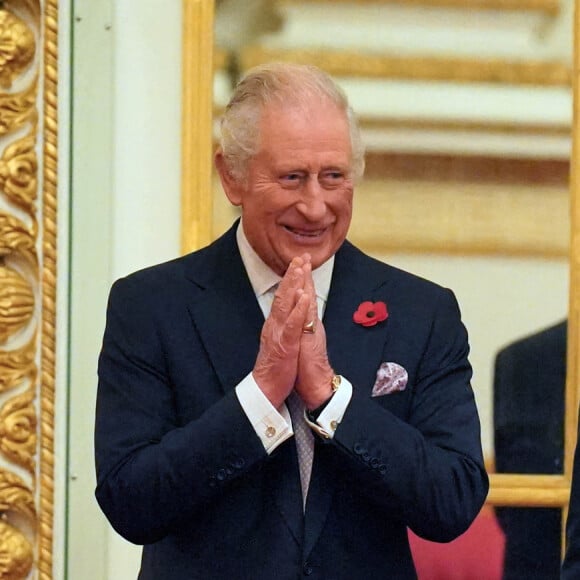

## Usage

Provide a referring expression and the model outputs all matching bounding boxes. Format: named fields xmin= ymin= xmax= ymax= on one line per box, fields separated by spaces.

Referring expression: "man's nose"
xmin=296 ymin=177 xmax=326 ymax=221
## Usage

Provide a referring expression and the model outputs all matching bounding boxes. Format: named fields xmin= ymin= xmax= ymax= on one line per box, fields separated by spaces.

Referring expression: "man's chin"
xmin=276 ymin=246 xmax=335 ymax=274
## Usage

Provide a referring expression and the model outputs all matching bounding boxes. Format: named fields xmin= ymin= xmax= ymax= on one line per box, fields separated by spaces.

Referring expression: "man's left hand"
xmin=295 ymin=260 xmax=335 ymax=410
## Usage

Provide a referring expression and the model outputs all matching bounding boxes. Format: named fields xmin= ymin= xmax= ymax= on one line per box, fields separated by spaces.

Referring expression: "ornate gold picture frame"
xmin=0 ymin=0 xmax=58 ymax=577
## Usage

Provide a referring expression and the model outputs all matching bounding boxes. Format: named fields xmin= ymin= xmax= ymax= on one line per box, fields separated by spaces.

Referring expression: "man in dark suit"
xmin=95 ymin=62 xmax=488 ymax=579
xmin=493 ymin=320 xmax=566 ymax=579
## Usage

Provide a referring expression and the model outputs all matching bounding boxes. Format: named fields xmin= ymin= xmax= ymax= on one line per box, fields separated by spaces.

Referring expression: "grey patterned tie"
xmin=262 ymin=283 xmax=315 ymax=508
xmin=287 ymin=391 xmax=315 ymax=508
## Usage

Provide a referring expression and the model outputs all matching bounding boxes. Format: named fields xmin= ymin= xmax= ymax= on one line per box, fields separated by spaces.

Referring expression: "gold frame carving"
xmin=0 ymin=0 xmax=57 ymax=577
xmin=183 ymin=0 xmax=580 ymax=558
xmin=213 ymin=103 xmax=571 ymax=136
xmin=240 ymin=46 xmax=572 ymax=87
xmin=181 ymin=0 xmax=215 ymax=254
xmin=563 ymin=0 xmax=580 ymax=540
xmin=40 ymin=0 xmax=57 ymax=576
xmin=278 ymin=0 xmax=561 ymax=16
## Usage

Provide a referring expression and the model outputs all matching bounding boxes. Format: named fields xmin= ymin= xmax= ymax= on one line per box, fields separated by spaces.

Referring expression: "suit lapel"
xmin=185 ymin=226 xmax=264 ymax=392
xmin=324 ymin=242 xmax=394 ymax=390
xmin=184 ymin=224 xmax=304 ymax=544
xmin=304 ymin=241 xmax=393 ymax=556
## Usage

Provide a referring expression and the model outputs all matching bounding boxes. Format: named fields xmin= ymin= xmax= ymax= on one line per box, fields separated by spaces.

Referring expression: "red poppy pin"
xmin=353 ymin=301 xmax=388 ymax=327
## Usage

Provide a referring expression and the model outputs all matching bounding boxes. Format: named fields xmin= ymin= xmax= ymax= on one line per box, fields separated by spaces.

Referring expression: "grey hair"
xmin=218 ymin=62 xmax=365 ymax=182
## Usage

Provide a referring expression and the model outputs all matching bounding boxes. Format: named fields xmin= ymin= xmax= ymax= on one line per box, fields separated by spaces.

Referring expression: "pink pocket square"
xmin=372 ymin=362 xmax=408 ymax=396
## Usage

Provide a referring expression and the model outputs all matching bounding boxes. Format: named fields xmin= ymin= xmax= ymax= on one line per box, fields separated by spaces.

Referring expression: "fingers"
xmin=271 ymin=254 xmax=312 ymax=322
xmin=282 ymin=289 xmax=310 ymax=341
xmin=253 ymin=255 xmax=313 ymax=407
xmin=271 ymin=257 xmax=304 ymax=318
xmin=301 ymin=260 xmax=318 ymax=330
xmin=254 ymin=289 xmax=311 ymax=407
xmin=294 ymin=261 xmax=333 ymax=408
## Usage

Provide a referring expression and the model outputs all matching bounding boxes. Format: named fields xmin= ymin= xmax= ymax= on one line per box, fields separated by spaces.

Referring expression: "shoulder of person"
xmin=496 ymin=319 xmax=567 ymax=363
xmin=340 ymin=239 xmax=455 ymax=301
xmin=112 ymin=224 xmax=239 ymax=297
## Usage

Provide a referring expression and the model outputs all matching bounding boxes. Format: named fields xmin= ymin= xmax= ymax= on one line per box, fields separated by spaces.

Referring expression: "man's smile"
xmin=283 ymin=225 xmax=328 ymax=239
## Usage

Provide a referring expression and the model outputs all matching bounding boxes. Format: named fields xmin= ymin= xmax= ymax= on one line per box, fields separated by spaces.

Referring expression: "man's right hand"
xmin=253 ymin=255 xmax=311 ymax=408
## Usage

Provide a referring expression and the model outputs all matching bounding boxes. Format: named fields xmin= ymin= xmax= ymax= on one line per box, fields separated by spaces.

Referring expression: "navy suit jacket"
xmin=493 ymin=321 xmax=566 ymax=579
xmin=95 ymin=223 xmax=488 ymax=579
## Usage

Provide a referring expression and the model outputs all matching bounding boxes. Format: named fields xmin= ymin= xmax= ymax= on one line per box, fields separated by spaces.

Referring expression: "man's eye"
xmin=321 ymin=171 xmax=345 ymax=183
xmin=279 ymin=173 xmax=303 ymax=186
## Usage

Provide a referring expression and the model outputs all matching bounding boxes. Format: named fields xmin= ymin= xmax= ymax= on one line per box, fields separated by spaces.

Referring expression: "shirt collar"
xmin=236 ymin=219 xmax=334 ymax=302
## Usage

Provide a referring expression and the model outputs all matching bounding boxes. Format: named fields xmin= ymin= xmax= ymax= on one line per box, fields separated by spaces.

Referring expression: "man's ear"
xmin=215 ymin=149 xmax=243 ymax=206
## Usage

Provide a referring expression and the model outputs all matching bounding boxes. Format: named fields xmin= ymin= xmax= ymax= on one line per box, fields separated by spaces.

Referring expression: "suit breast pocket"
xmin=370 ymin=389 xmax=412 ymax=421
xmin=369 ymin=359 xmax=414 ymax=420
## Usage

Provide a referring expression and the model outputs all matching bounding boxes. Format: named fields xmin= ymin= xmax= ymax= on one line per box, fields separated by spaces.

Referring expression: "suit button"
xmin=303 ymin=563 xmax=313 ymax=576
xmin=378 ymin=464 xmax=387 ymax=474
xmin=370 ymin=457 xmax=379 ymax=468
xmin=353 ymin=443 xmax=364 ymax=455
xmin=232 ymin=457 xmax=245 ymax=469
xmin=362 ymin=452 xmax=371 ymax=462
xmin=216 ymin=468 xmax=227 ymax=481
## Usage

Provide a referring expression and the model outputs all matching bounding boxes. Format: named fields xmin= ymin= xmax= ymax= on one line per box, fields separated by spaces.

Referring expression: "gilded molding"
xmin=240 ymin=45 xmax=572 ymax=86
xmin=0 ymin=336 xmax=35 ymax=394
xmin=39 ymin=0 xmax=58 ymax=575
xmin=0 ymin=389 xmax=36 ymax=474
xmin=0 ymin=470 xmax=36 ymax=578
xmin=563 ymin=0 xmax=580 ymax=537
xmin=277 ymin=0 xmax=561 ymax=16
xmin=0 ymin=266 xmax=34 ymax=343
xmin=0 ymin=213 xmax=37 ymax=269
xmin=181 ymin=0 xmax=215 ymax=253
xmin=360 ymin=116 xmax=571 ymax=137
xmin=213 ymin=104 xmax=571 ymax=137
xmin=0 ymin=10 xmax=35 ymax=89
xmin=0 ymin=80 xmax=37 ymax=136
xmin=0 ymin=521 xmax=32 ymax=578
xmin=0 ymin=469 xmax=35 ymax=520
xmin=0 ymin=0 xmax=55 ymax=576
xmin=0 ymin=133 xmax=38 ymax=212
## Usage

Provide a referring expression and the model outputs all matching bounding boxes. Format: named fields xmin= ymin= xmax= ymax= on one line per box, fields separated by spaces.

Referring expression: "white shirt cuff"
xmin=305 ymin=376 xmax=353 ymax=439
xmin=235 ymin=372 xmax=293 ymax=454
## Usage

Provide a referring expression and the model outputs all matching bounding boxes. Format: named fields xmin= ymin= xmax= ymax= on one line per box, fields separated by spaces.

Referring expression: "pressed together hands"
xmin=253 ymin=254 xmax=335 ymax=411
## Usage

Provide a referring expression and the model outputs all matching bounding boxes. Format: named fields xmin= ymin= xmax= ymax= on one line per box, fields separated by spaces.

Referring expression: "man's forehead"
xmin=260 ymin=98 xmax=346 ymax=122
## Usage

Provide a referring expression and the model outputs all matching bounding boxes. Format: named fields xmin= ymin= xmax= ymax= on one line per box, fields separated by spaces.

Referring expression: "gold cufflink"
xmin=331 ymin=375 xmax=341 ymax=393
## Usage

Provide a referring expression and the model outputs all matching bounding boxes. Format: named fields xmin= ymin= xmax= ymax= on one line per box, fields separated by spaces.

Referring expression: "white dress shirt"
xmin=234 ymin=221 xmax=352 ymax=453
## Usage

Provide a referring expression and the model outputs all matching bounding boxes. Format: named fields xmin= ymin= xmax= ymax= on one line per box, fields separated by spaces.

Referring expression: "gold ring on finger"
xmin=302 ymin=320 xmax=316 ymax=334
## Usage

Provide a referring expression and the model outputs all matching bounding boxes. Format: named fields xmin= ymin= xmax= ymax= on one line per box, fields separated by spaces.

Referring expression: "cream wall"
xmin=68 ymin=0 xmax=181 ymax=578
xmin=54 ymin=0 xmax=72 ymax=577
xmin=107 ymin=1 xmax=182 ymax=576
xmin=68 ymin=1 xmax=571 ymax=579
